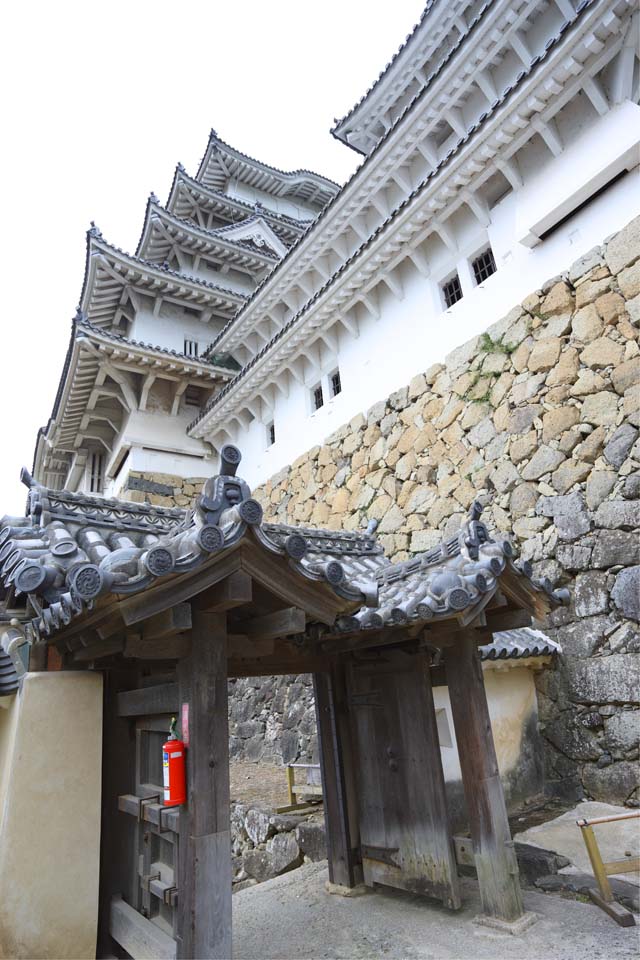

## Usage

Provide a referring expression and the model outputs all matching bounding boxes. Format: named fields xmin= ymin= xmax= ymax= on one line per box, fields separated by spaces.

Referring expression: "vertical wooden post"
xmin=177 ymin=609 xmax=231 ymax=960
xmin=314 ymin=665 xmax=360 ymax=888
xmin=445 ymin=634 xmax=524 ymax=923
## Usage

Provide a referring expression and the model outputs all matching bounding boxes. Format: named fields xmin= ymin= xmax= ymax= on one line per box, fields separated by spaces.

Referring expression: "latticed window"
xmin=471 ymin=247 xmax=497 ymax=284
xmin=89 ymin=452 xmax=104 ymax=493
xmin=184 ymin=339 xmax=199 ymax=357
xmin=312 ymin=384 xmax=324 ymax=411
xmin=441 ymin=273 xmax=463 ymax=308
xmin=330 ymin=369 xmax=342 ymax=397
xmin=185 ymin=385 xmax=203 ymax=406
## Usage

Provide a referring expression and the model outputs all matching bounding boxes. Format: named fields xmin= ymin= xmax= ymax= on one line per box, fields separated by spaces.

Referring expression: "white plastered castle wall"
xmin=0 ymin=672 xmax=103 ymax=960
xmin=231 ymin=103 xmax=640 ymax=491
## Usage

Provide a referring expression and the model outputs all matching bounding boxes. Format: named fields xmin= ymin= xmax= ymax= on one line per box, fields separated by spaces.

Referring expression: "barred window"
xmin=184 ymin=339 xmax=199 ymax=357
xmin=471 ymin=247 xmax=497 ymax=284
xmin=330 ymin=369 xmax=342 ymax=397
xmin=267 ymin=421 xmax=275 ymax=447
xmin=441 ymin=273 xmax=463 ymax=308
xmin=312 ymin=384 xmax=324 ymax=411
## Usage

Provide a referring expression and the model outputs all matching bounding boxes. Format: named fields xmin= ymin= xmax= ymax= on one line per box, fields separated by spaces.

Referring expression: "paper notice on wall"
xmin=181 ymin=702 xmax=190 ymax=745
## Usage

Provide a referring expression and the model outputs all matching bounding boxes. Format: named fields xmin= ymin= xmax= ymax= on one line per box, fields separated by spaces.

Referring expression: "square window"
xmin=312 ymin=383 xmax=324 ymax=411
xmin=330 ymin=369 xmax=342 ymax=397
xmin=267 ymin=421 xmax=275 ymax=447
xmin=441 ymin=273 xmax=463 ymax=308
xmin=471 ymin=247 xmax=497 ymax=284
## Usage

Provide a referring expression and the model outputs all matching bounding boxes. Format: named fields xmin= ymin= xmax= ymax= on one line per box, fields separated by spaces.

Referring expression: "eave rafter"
xmin=80 ymin=232 xmax=247 ymax=331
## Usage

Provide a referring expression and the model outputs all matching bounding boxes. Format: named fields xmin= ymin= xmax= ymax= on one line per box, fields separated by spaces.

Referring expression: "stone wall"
xmin=130 ymin=216 xmax=640 ymax=804
xmin=252 ymin=216 xmax=640 ymax=807
xmin=228 ymin=675 xmax=317 ymax=765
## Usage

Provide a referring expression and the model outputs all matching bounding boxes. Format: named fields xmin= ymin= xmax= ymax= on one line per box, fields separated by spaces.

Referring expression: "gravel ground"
xmin=233 ymin=862 xmax=640 ymax=960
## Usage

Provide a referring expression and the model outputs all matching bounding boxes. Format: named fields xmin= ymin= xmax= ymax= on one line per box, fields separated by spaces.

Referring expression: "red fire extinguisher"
xmin=163 ymin=717 xmax=186 ymax=806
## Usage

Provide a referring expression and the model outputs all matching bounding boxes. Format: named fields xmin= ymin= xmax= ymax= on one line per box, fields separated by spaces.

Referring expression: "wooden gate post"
xmin=314 ymin=666 xmax=360 ymax=888
xmin=177 ymin=608 xmax=231 ymax=959
xmin=445 ymin=634 xmax=525 ymax=925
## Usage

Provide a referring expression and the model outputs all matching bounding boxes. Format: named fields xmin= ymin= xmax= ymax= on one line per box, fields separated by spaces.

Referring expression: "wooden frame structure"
xmin=0 ymin=448 xmax=568 ymax=958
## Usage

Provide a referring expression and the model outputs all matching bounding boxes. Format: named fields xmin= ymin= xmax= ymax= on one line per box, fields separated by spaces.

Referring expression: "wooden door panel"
xmin=349 ymin=655 xmax=461 ymax=909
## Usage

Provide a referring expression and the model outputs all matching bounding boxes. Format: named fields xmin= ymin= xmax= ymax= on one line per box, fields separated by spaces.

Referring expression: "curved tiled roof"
xmin=1 ymin=450 xmax=567 ymax=644
xmin=76 ymin=317 xmax=240 ymax=373
xmin=195 ymin=130 xmax=341 ymax=192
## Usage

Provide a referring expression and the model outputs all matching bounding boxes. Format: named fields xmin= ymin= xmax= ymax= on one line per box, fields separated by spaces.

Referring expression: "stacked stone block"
xmin=253 ymin=216 xmax=640 ymax=806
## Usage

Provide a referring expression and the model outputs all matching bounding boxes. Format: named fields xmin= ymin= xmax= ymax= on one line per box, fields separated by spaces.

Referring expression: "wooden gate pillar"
xmin=445 ymin=634 xmax=525 ymax=924
xmin=177 ymin=609 xmax=231 ymax=960
xmin=314 ymin=665 xmax=360 ymax=888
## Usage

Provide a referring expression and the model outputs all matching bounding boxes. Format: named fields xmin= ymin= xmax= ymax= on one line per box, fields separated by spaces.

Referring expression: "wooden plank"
xmin=118 ymin=794 xmax=180 ymax=833
xmin=125 ymin=634 xmax=191 ymax=660
xmin=193 ymin=831 xmax=233 ymax=959
xmin=349 ymin=654 xmax=461 ymax=908
xmin=176 ymin=608 xmax=231 ymax=960
xmin=314 ymin=667 xmax=360 ymax=888
xmin=445 ymin=634 xmax=524 ymax=923
xmin=117 ymin=683 xmax=178 ymax=717
xmin=110 ymin=895 xmax=176 ymax=960
xmin=192 ymin=570 xmax=252 ymax=611
xmin=588 ymin=888 xmax=636 ymax=927
xmin=235 ymin=606 xmax=306 ymax=641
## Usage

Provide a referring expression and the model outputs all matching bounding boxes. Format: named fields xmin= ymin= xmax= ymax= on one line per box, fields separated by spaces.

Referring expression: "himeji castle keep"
xmin=1 ymin=2 xmax=639 ymax=958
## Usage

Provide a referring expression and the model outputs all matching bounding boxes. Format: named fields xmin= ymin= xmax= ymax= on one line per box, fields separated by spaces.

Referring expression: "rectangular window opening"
xmin=330 ymin=369 xmax=342 ymax=398
xmin=185 ymin=385 xmax=203 ymax=407
xmin=471 ymin=246 xmax=497 ymax=285
xmin=441 ymin=273 xmax=463 ymax=309
xmin=184 ymin=339 xmax=199 ymax=357
xmin=267 ymin=421 xmax=275 ymax=447
xmin=312 ymin=383 xmax=324 ymax=411
xmin=89 ymin=452 xmax=104 ymax=494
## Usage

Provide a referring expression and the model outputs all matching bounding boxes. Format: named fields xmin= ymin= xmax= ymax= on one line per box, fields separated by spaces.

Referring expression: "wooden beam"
xmin=192 ymin=570 xmax=252 ymax=612
xmin=485 ymin=609 xmax=532 ymax=633
xmin=234 ymin=606 xmax=306 ymax=641
xmin=73 ymin=636 xmax=123 ymax=662
xmin=110 ymin=895 xmax=175 ymax=960
xmin=124 ymin=633 xmax=191 ymax=660
xmin=142 ymin=603 xmax=192 ymax=641
xmin=228 ymin=655 xmax=331 ymax=678
xmin=117 ymin=682 xmax=178 ymax=717
xmin=444 ymin=635 xmax=525 ymax=923
xmin=177 ymin=609 xmax=231 ymax=960
xmin=314 ymin=666 xmax=361 ymax=888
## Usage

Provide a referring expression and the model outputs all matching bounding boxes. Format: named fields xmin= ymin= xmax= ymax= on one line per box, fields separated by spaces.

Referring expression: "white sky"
xmin=0 ymin=0 xmax=425 ymax=515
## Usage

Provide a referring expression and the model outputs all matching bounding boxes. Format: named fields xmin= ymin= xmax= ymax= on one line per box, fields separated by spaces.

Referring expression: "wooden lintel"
xmin=96 ymin=609 xmax=126 ymax=640
xmin=228 ymin=656 xmax=330 ymax=678
xmin=117 ymin=682 xmax=178 ymax=717
xmin=234 ymin=606 xmax=306 ymax=641
xmin=142 ymin=603 xmax=192 ymax=641
xmin=124 ymin=633 xmax=191 ymax=660
xmin=227 ymin=635 xmax=274 ymax=658
xmin=192 ymin=570 xmax=252 ymax=612
xmin=73 ymin=636 xmax=124 ymax=662
xmin=485 ymin=609 xmax=532 ymax=633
